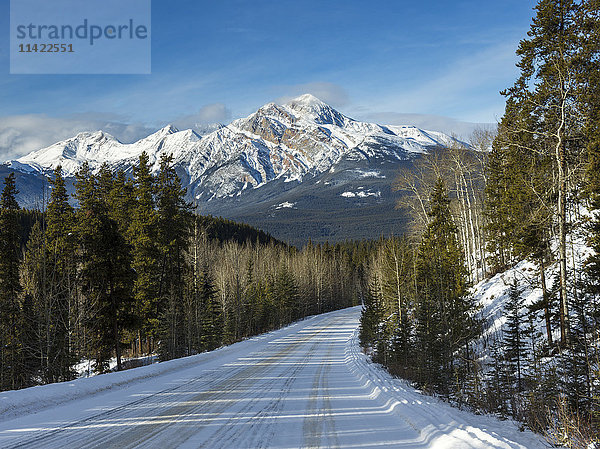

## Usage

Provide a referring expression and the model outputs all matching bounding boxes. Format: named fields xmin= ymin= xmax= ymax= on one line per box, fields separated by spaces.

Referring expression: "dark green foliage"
xmin=483 ymin=0 xmax=600 ymax=437
xmin=130 ymin=152 xmax=161 ymax=342
xmin=198 ymin=266 xmax=223 ymax=352
xmin=42 ymin=166 xmax=77 ymax=382
xmin=503 ymin=281 xmax=527 ymax=395
xmin=272 ymin=265 xmax=300 ymax=327
xmin=359 ymin=276 xmax=384 ymax=350
xmin=414 ymin=178 xmax=480 ymax=395
xmin=1 ymin=155 xmax=360 ymax=393
xmin=0 ymin=173 xmax=23 ymax=390
xmin=155 ymin=154 xmax=192 ymax=361
xmin=75 ymin=164 xmax=135 ymax=373
xmin=195 ymin=215 xmax=279 ymax=246
xmin=359 ymin=180 xmax=480 ymax=400
xmin=485 ymin=337 xmax=510 ymax=418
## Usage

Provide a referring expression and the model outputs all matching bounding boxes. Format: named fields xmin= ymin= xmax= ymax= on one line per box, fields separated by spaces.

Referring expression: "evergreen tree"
xmin=0 ymin=174 xmax=23 ymax=390
xmin=502 ymin=281 xmax=528 ymax=419
xmin=75 ymin=164 xmax=134 ymax=372
xmin=199 ymin=265 xmax=223 ymax=352
xmin=359 ymin=273 xmax=385 ymax=356
xmin=486 ymin=337 xmax=510 ymax=418
xmin=273 ymin=265 xmax=299 ymax=327
xmin=492 ymin=0 xmax=587 ymax=346
xmin=414 ymin=178 xmax=479 ymax=395
xmin=155 ymin=154 xmax=191 ymax=359
xmin=130 ymin=152 xmax=160 ymax=349
xmin=44 ymin=166 xmax=77 ymax=382
xmin=503 ymin=281 xmax=527 ymax=394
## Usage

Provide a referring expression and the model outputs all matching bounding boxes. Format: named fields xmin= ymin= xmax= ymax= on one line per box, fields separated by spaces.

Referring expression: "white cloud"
xmin=275 ymin=82 xmax=350 ymax=107
xmin=172 ymin=103 xmax=231 ymax=130
xmin=362 ymin=42 xmax=518 ymax=125
xmin=0 ymin=114 xmax=154 ymax=161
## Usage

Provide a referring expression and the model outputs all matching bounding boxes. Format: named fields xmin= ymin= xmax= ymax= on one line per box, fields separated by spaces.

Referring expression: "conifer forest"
xmin=359 ymin=1 xmax=600 ymax=444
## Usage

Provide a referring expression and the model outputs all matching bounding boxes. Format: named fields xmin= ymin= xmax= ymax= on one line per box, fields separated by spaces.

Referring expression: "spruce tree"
xmin=359 ymin=274 xmax=384 ymax=352
xmin=130 ymin=152 xmax=160 ymax=351
xmin=44 ymin=166 xmax=77 ymax=381
xmin=503 ymin=280 xmax=528 ymax=417
xmin=75 ymin=164 xmax=134 ymax=372
xmin=493 ymin=0 xmax=586 ymax=346
xmin=414 ymin=178 xmax=479 ymax=395
xmin=0 ymin=174 xmax=23 ymax=390
xmin=155 ymin=154 xmax=191 ymax=359
xmin=199 ymin=265 xmax=223 ymax=352
xmin=273 ymin=265 xmax=299 ymax=327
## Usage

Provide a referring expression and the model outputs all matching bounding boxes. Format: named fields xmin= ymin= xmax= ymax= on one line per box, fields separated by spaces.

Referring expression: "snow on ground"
xmin=351 ymin=169 xmax=385 ymax=179
xmin=73 ymin=355 xmax=158 ymax=379
xmin=472 ymin=225 xmax=593 ymax=345
xmin=0 ymin=307 xmax=545 ymax=448
xmin=273 ymin=201 xmax=296 ymax=210
xmin=341 ymin=190 xmax=381 ymax=198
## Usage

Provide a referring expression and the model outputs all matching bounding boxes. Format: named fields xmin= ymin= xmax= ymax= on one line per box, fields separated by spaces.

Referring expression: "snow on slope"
xmin=472 ymin=222 xmax=592 ymax=345
xmin=0 ymin=307 xmax=544 ymax=448
xmin=6 ymin=94 xmax=456 ymax=201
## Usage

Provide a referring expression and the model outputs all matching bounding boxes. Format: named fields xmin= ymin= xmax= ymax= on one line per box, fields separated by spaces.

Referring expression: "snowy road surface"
xmin=0 ymin=306 xmax=545 ymax=448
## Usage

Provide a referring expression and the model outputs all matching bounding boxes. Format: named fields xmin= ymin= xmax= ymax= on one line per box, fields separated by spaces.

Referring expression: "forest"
xmin=0 ymin=153 xmax=365 ymax=391
xmin=360 ymin=0 xmax=599 ymax=446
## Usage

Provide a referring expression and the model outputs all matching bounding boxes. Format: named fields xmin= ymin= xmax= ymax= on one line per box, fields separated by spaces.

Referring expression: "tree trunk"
xmin=539 ymin=259 xmax=553 ymax=346
xmin=556 ymin=115 xmax=570 ymax=346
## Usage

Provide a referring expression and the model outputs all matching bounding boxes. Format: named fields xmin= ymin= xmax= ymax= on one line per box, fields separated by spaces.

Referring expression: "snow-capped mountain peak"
xmin=158 ymin=124 xmax=179 ymax=135
xmin=6 ymin=95 xmax=459 ymax=202
xmin=285 ymin=94 xmax=346 ymax=126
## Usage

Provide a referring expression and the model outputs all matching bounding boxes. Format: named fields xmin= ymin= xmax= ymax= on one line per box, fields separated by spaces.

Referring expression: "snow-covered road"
xmin=0 ymin=306 xmax=545 ymax=448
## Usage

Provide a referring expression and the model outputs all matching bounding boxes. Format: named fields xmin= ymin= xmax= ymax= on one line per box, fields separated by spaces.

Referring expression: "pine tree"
xmin=75 ymin=164 xmax=134 ymax=372
xmin=0 ymin=174 xmax=23 ymax=390
xmin=130 ymin=152 xmax=160 ymax=349
xmin=493 ymin=0 xmax=587 ymax=346
xmin=414 ymin=178 xmax=479 ymax=396
xmin=44 ymin=166 xmax=77 ymax=382
xmin=155 ymin=154 xmax=191 ymax=359
xmin=502 ymin=281 xmax=528 ymax=419
xmin=486 ymin=336 xmax=510 ymax=418
xmin=359 ymin=274 xmax=384 ymax=352
xmin=273 ymin=265 xmax=299 ymax=328
xmin=199 ymin=265 xmax=223 ymax=352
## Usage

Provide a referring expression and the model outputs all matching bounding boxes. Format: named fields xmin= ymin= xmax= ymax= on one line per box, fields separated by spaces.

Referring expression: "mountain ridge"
xmin=2 ymin=95 xmax=461 ymax=244
xmin=5 ymin=94 xmax=457 ymax=200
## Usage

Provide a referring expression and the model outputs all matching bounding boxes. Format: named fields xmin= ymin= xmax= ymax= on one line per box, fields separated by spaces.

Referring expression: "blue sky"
xmin=0 ymin=0 xmax=536 ymax=158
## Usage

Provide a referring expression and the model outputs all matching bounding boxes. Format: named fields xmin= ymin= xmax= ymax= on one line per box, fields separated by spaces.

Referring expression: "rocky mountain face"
xmin=3 ymin=94 xmax=457 ymax=244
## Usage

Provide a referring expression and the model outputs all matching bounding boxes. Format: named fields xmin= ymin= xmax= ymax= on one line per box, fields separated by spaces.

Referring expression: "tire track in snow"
xmin=302 ymin=338 xmax=340 ymax=449
xmin=5 ymin=315 xmax=342 ymax=449
xmin=199 ymin=315 xmax=344 ymax=449
xmin=200 ymin=338 xmax=320 ymax=449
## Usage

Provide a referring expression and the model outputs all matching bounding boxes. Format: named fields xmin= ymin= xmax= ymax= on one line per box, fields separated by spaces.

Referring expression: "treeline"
xmin=364 ymin=0 xmax=600 ymax=444
xmin=0 ymin=152 xmax=361 ymax=392
xmin=194 ymin=215 xmax=279 ymax=246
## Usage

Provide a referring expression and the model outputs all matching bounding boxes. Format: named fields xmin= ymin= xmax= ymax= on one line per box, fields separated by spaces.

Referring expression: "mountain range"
xmin=2 ymin=94 xmax=458 ymax=245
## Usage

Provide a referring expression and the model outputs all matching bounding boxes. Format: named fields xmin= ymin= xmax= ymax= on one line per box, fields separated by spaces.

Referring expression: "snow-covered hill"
xmin=472 ymin=221 xmax=592 ymax=349
xmin=5 ymin=94 xmax=455 ymax=202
